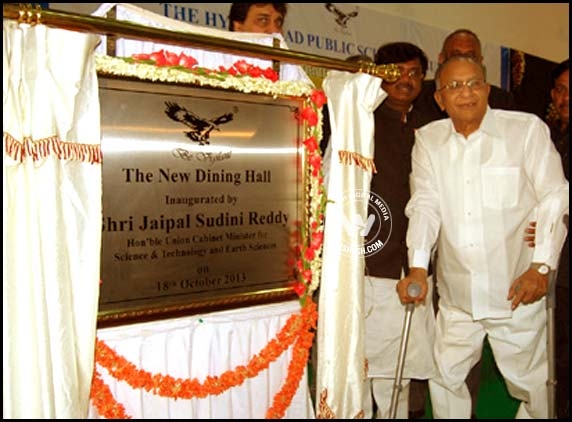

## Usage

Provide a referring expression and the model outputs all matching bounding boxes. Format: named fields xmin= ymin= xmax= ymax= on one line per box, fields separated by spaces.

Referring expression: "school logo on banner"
xmin=324 ymin=3 xmax=359 ymax=31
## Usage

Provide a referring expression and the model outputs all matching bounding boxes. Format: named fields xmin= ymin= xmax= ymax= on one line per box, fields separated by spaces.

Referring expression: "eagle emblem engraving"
xmin=164 ymin=101 xmax=237 ymax=145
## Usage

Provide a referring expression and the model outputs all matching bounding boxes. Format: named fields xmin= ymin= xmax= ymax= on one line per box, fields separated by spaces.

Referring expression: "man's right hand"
xmin=397 ymin=267 xmax=428 ymax=306
xmin=525 ymin=221 xmax=536 ymax=247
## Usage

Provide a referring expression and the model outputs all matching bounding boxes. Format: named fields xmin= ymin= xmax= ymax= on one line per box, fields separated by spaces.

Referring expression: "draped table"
xmin=89 ymin=300 xmax=315 ymax=419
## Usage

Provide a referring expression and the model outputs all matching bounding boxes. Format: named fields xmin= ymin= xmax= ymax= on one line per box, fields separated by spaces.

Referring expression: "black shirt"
xmin=365 ymin=102 xmax=437 ymax=279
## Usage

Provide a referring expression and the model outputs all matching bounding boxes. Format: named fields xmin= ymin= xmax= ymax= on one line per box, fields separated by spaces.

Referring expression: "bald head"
xmin=439 ymin=29 xmax=483 ymax=64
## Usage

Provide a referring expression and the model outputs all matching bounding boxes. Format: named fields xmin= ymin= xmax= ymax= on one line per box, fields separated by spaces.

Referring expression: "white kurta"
xmin=406 ymin=108 xmax=569 ymax=320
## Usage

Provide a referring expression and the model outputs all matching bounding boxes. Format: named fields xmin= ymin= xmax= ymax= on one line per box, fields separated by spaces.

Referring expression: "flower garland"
xmin=91 ymin=50 xmax=327 ymax=419
xmin=266 ymin=301 xmax=318 ymax=418
xmin=95 ymin=50 xmax=314 ymax=98
xmin=90 ymin=369 xmax=132 ymax=419
xmin=291 ymin=89 xmax=327 ymax=303
xmin=93 ymin=299 xmax=318 ymax=419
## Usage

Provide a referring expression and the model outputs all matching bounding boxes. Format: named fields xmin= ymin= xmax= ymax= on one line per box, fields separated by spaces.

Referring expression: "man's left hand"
xmin=507 ymin=269 xmax=548 ymax=310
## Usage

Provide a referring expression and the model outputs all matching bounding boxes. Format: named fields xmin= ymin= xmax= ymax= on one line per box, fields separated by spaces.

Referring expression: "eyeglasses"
xmin=383 ymin=67 xmax=424 ymax=83
xmin=398 ymin=68 xmax=424 ymax=80
xmin=439 ymin=79 xmax=486 ymax=92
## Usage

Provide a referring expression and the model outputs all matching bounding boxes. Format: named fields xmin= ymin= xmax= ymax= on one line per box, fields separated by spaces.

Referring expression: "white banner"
xmin=46 ymin=3 xmax=502 ymax=85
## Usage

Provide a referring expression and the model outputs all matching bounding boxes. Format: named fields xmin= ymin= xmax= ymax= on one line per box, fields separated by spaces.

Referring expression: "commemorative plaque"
xmin=98 ymin=77 xmax=304 ymax=325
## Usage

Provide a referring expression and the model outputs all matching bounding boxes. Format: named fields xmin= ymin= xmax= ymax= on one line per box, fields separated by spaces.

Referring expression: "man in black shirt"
xmin=362 ymin=42 xmax=438 ymax=419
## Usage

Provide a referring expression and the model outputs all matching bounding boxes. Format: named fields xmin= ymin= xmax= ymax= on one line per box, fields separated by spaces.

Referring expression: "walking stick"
xmin=389 ymin=283 xmax=421 ymax=419
xmin=547 ymin=213 xmax=567 ymax=419
xmin=546 ymin=268 xmax=557 ymax=419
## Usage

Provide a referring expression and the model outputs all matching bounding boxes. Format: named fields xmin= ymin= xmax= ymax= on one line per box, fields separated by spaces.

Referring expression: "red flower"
xmin=128 ymin=51 xmax=279 ymax=84
xmin=303 ymin=136 xmax=318 ymax=153
xmin=310 ymin=90 xmax=327 ymax=108
xmin=301 ymin=269 xmax=313 ymax=283
xmin=263 ymin=68 xmax=279 ymax=82
xmin=292 ymin=281 xmax=306 ymax=297
xmin=311 ymin=232 xmax=324 ymax=250
xmin=300 ymin=107 xmax=318 ymax=126
xmin=304 ymin=247 xmax=315 ymax=261
xmin=233 ymin=59 xmax=251 ymax=74
xmin=178 ymin=53 xmax=198 ymax=69
xmin=247 ymin=66 xmax=263 ymax=78
xmin=309 ymin=154 xmax=322 ymax=176
xmin=132 ymin=53 xmax=151 ymax=61
xmin=164 ymin=50 xmax=179 ymax=66
xmin=149 ymin=50 xmax=167 ymax=66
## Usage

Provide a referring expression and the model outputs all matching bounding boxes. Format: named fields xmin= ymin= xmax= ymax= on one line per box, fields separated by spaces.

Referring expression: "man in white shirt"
xmin=397 ymin=55 xmax=569 ymax=418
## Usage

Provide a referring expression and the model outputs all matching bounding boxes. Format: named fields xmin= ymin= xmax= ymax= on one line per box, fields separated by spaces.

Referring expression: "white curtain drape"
xmin=315 ymin=71 xmax=386 ymax=418
xmin=88 ymin=300 xmax=314 ymax=419
xmin=3 ymin=20 xmax=102 ymax=418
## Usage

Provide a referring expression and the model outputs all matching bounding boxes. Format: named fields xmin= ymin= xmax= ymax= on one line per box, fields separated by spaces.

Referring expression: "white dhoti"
xmin=364 ymin=275 xmax=436 ymax=418
xmin=429 ymin=298 xmax=548 ymax=419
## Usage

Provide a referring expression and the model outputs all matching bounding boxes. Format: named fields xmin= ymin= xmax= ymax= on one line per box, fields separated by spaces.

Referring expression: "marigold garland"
xmin=266 ymin=301 xmax=318 ymax=418
xmin=92 ymin=299 xmax=317 ymax=418
xmin=90 ymin=50 xmax=327 ymax=419
xmin=90 ymin=370 xmax=132 ymax=419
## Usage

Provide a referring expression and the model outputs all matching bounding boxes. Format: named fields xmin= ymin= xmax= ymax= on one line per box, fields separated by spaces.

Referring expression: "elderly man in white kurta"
xmin=396 ymin=55 xmax=569 ymax=419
